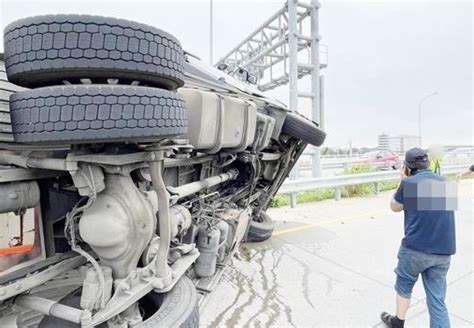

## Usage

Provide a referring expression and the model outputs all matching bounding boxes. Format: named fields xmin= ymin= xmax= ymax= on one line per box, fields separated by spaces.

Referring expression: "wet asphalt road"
xmin=201 ymin=180 xmax=473 ymax=327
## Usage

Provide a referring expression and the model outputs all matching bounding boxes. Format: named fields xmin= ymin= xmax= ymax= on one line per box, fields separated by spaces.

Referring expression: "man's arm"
xmin=457 ymin=164 xmax=474 ymax=181
xmin=390 ymin=165 xmax=406 ymax=212
xmin=390 ymin=197 xmax=403 ymax=212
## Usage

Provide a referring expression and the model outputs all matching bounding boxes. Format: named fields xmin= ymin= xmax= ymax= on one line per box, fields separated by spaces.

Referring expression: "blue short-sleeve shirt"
xmin=394 ymin=170 xmax=456 ymax=255
xmin=469 ymin=164 xmax=474 ymax=172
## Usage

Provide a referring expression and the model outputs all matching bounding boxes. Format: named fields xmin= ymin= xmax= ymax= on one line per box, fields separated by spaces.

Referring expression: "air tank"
xmin=195 ymin=226 xmax=220 ymax=278
xmin=215 ymin=221 xmax=229 ymax=264
xmin=0 ymin=181 xmax=40 ymax=214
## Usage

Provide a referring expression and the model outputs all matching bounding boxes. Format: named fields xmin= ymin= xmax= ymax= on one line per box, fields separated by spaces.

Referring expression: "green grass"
xmin=342 ymin=164 xmax=376 ymax=197
xmin=271 ymin=194 xmax=290 ymax=207
xmin=446 ymin=173 xmax=474 ymax=181
xmin=270 ymin=189 xmax=336 ymax=207
xmin=298 ymin=189 xmax=336 ymax=203
xmin=379 ymin=181 xmax=400 ymax=192
xmin=270 ymin=164 xmax=381 ymax=208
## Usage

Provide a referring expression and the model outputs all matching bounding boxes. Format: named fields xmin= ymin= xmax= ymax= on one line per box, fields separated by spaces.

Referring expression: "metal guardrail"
xmin=278 ymin=164 xmax=467 ymax=207
xmin=299 ymin=155 xmax=474 ymax=171
xmin=303 ymin=161 xmax=350 ymax=170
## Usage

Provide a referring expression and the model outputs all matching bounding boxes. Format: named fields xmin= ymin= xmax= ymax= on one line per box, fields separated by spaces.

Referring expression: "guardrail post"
xmin=290 ymin=193 xmax=297 ymax=208
xmin=374 ymin=182 xmax=380 ymax=195
xmin=289 ymin=147 xmax=299 ymax=208
xmin=335 ymin=187 xmax=341 ymax=201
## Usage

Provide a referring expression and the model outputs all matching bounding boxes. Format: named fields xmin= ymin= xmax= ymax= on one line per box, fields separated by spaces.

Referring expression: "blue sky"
xmin=1 ymin=0 xmax=472 ymax=147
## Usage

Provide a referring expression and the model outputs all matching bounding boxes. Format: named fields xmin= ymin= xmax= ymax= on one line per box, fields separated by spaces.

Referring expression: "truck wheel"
xmin=4 ymin=15 xmax=184 ymax=89
xmin=39 ymin=275 xmax=199 ymax=328
xmin=9 ymin=85 xmax=187 ymax=144
xmin=140 ymin=276 xmax=199 ymax=328
xmin=282 ymin=112 xmax=326 ymax=147
xmin=247 ymin=212 xmax=274 ymax=242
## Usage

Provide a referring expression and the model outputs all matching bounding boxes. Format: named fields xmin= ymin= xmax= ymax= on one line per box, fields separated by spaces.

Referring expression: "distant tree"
xmin=321 ymin=147 xmax=335 ymax=155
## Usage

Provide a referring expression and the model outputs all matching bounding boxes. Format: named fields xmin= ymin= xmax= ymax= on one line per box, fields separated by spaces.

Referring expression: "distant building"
xmin=378 ymin=134 xmax=390 ymax=151
xmin=378 ymin=134 xmax=420 ymax=154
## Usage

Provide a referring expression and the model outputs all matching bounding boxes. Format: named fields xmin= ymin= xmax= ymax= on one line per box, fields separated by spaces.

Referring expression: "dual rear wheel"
xmin=4 ymin=14 xmax=187 ymax=144
xmin=4 ymin=15 xmax=197 ymax=328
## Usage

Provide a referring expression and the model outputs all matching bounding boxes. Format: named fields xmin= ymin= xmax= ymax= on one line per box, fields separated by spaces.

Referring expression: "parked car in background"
xmin=355 ymin=150 xmax=400 ymax=170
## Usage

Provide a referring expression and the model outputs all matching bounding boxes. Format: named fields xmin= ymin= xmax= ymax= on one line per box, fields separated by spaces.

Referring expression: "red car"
xmin=356 ymin=150 xmax=400 ymax=170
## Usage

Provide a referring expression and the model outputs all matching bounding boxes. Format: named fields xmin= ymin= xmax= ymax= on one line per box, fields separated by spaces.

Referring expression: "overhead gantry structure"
xmin=216 ymin=0 xmax=327 ymax=181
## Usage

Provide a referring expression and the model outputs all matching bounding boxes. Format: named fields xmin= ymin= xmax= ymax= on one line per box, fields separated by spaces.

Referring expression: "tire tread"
xmin=10 ymin=85 xmax=187 ymax=143
xmin=282 ymin=111 xmax=326 ymax=147
xmin=4 ymin=15 xmax=184 ymax=89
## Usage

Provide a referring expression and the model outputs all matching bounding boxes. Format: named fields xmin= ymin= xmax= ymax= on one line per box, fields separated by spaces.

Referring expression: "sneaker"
xmin=380 ymin=312 xmax=405 ymax=328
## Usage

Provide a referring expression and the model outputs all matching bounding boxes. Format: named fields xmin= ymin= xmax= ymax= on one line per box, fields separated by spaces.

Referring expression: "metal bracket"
xmin=85 ymin=249 xmax=200 ymax=328
xmin=0 ymin=255 xmax=86 ymax=302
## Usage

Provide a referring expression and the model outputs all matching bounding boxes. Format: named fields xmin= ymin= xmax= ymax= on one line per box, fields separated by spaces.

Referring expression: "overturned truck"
xmin=0 ymin=15 xmax=326 ymax=327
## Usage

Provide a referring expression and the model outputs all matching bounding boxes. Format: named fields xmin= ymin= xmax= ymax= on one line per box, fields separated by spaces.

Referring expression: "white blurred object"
xmin=428 ymin=143 xmax=444 ymax=160
xmin=445 ymin=147 xmax=474 ymax=158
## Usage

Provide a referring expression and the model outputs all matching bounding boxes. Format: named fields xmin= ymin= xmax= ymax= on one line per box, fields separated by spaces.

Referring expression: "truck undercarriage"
xmin=0 ymin=15 xmax=325 ymax=327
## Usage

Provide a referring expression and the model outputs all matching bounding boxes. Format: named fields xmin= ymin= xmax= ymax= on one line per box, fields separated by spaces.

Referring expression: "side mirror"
xmin=234 ymin=67 xmax=258 ymax=85
xmin=247 ymin=73 xmax=257 ymax=85
xmin=216 ymin=62 xmax=228 ymax=71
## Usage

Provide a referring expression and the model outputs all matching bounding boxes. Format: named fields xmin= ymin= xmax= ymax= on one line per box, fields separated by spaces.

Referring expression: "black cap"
xmin=405 ymin=147 xmax=428 ymax=169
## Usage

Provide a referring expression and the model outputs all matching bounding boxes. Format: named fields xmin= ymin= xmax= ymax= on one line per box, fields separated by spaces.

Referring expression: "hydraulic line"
xmin=167 ymin=169 xmax=239 ymax=200
xmin=15 ymin=295 xmax=83 ymax=324
xmin=0 ymin=152 xmax=67 ymax=171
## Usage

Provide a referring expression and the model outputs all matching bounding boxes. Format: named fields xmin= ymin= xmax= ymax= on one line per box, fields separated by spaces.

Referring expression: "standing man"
xmin=381 ymin=148 xmax=456 ymax=328
xmin=428 ymin=144 xmax=444 ymax=175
